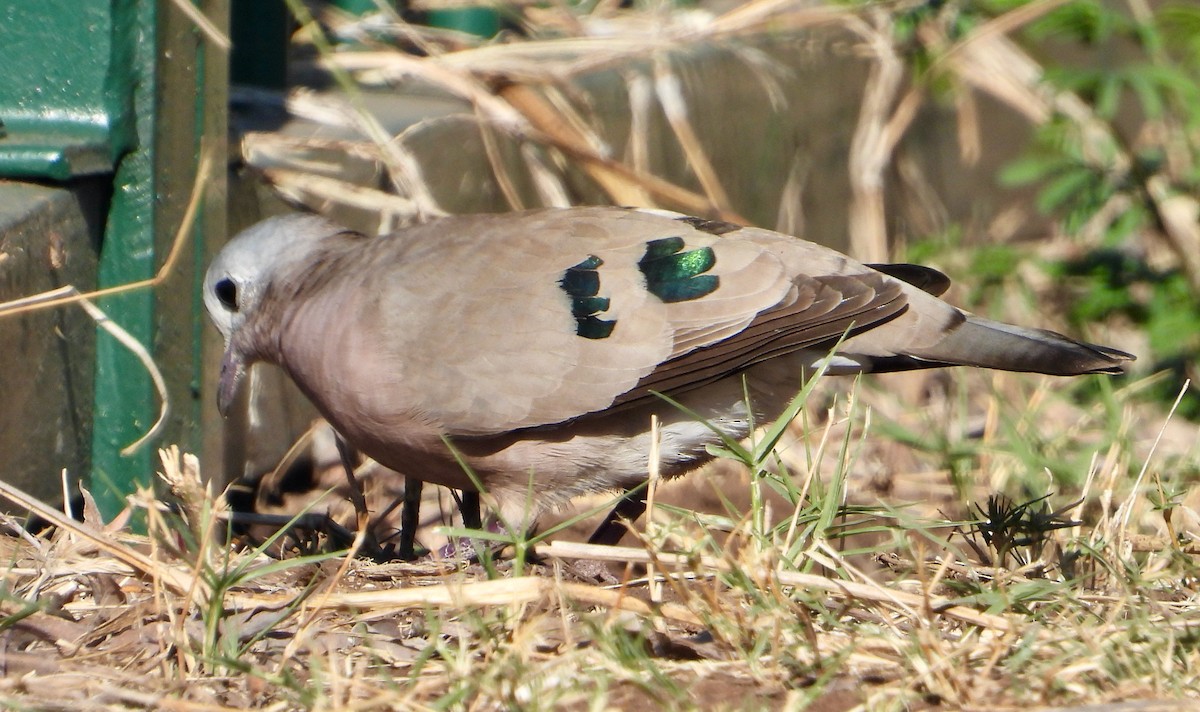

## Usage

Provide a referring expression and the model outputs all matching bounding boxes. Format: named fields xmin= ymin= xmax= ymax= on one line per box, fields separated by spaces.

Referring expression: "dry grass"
xmin=1 ymin=364 xmax=1198 ymax=709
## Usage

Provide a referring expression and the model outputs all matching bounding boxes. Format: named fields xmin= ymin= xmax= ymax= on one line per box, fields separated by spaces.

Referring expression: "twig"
xmin=653 ymin=55 xmax=733 ymax=213
xmin=286 ymin=576 xmax=704 ymax=626
xmin=497 ymin=82 xmax=654 ymax=207
xmin=845 ymin=11 xmax=904 ymax=263
xmin=166 ymin=0 xmax=231 ymax=50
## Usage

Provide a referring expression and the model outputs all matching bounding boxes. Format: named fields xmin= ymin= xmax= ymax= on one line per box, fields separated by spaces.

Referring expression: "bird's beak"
xmin=217 ymin=345 xmax=246 ymax=417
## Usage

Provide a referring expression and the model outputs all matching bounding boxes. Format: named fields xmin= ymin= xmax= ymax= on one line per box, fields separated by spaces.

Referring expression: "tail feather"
xmin=909 ymin=315 xmax=1133 ymax=376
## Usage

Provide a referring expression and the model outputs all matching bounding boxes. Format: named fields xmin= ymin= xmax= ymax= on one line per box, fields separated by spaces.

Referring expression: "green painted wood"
xmin=425 ymin=7 xmax=500 ymax=37
xmin=90 ymin=0 xmax=158 ymax=518
xmin=329 ymin=0 xmax=392 ymax=14
xmin=0 ymin=0 xmax=137 ymax=178
xmin=91 ymin=0 xmax=229 ymax=519
xmin=198 ymin=0 xmax=232 ymax=494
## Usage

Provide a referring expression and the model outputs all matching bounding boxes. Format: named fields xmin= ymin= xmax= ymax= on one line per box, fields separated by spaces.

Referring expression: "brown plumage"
xmin=204 ymin=207 xmax=1132 ymax=524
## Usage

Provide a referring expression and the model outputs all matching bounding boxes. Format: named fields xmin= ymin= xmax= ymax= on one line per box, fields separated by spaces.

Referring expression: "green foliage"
xmin=1024 ymin=0 xmax=1123 ymax=45
xmin=1049 ymin=253 xmax=1198 ymax=356
xmin=998 ymin=118 xmax=1144 ymax=237
xmin=1001 ymin=0 xmax=1200 ymax=206
xmin=1160 ymin=3 xmax=1200 ymax=67
xmin=1049 ymin=252 xmax=1200 ymax=419
xmin=986 ymin=0 xmax=1200 ymax=417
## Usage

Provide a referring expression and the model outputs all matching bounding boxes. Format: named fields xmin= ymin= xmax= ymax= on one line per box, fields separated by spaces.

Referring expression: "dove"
xmin=204 ymin=207 xmax=1132 ymax=544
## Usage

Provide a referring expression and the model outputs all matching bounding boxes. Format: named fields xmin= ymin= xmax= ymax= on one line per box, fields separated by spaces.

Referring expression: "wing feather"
xmin=319 ymin=207 xmax=911 ymax=435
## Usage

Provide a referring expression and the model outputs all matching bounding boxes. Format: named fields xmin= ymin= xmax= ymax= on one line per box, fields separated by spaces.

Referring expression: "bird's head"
xmin=204 ymin=213 xmax=350 ymax=415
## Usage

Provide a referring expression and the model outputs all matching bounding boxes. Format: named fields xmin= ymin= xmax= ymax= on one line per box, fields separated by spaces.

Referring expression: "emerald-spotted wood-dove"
xmin=204 ymin=207 xmax=1132 ymax=537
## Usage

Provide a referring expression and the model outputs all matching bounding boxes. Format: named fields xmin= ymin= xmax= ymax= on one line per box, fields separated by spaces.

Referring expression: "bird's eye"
xmin=214 ymin=278 xmax=238 ymax=312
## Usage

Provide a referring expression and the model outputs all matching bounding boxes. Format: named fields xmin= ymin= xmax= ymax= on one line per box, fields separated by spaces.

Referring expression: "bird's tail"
xmin=907 ymin=314 xmax=1133 ymax=376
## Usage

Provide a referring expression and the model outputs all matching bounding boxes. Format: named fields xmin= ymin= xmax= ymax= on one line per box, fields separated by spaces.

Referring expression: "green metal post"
xmin=90 ymin=0 xmax=160 ymax=517
xmin=0 ymin=1 xmax=137 ymax=177
xmin=93 ymin=0 xmax=230 ymax=519
xmin=425 ymin=7 xmax=500 ymax=37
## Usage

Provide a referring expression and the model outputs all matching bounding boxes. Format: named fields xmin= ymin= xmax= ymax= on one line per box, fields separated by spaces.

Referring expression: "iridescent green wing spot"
xmin=559 ymin=255 xmax=616 ymax=339
xmin=637 ymin=237 xmax=719 ymax=303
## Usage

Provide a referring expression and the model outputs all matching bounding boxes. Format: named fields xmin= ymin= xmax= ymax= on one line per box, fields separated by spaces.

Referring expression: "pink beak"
xmin=217 ymin=346 xmax=246 ymax=416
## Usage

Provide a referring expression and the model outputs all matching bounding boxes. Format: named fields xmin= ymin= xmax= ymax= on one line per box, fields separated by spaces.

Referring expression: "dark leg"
xmin=436 ymin=491 xmax=487 ymax=561
xmin=398 ymin=476 xmax=423 ymax=560
xmin=587 ymin=485 xmax=648 ymax=546
xmin=459 ymin=490 xmax=482 ymax=530
xmin=334 ymin=434 xmax=383 ymax=559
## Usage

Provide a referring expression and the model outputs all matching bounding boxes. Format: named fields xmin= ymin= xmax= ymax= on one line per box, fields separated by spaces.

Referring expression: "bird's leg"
xmin=397 ymin=476 xmax=424 ymax=560
xmin=333 ymin=435 xmax=385 ymax=560
xmin=587 ymin=485 xmax=649 ymax=546
xmin=459 ymin=490 xmax=482 ymax=530
xmin=437 ymin=490 xmax=497 ymax=561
